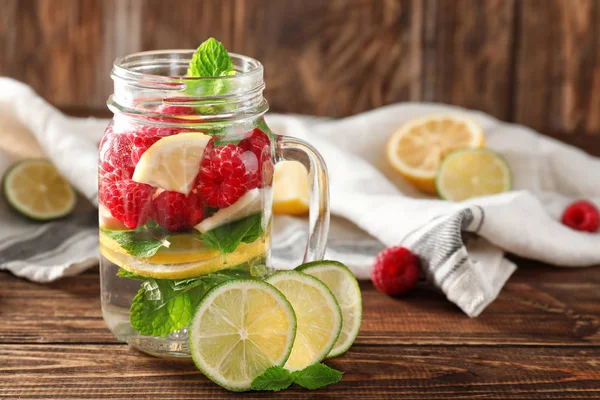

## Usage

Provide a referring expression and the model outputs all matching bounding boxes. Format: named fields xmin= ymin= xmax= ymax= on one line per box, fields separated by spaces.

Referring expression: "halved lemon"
xmin=273 ymin=161 xmax=309 ymax=215
xmin=436 ymin=148 xmax=512 ymax=202
xmin=99 ymin=232 xmax=267 ymax=279
xmin=132 ymin=131 xmax=211 ymax=195
xmin=189 ymin=279 xmax=297 ymax=392
xmin=296 ymin=260 xmax=362 ymax=358
xmin=2 ymin=159 xmax=76 ymax=221
xmin=266 ymin=271 xmax=342 ymax=372
xmin=386 ymin=115 xmax=485 ymax=194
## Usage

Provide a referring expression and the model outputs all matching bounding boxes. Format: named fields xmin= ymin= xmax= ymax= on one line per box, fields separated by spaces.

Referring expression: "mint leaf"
xmin=130 ymin=279 xmax=196 ymax=337
xmin=117 ymin=269 xmax=145 ymax=280
xmin=187 ymin=38 xmax=235 ymax=78
xmin=102 ymin=223 xmax=172 ymax=258
xmin=236 ymin=214 xmax=263 ymax=244
xmin=292 ymin=364 xmax=343 ymax=390
xmin=103 ymin=230 xmax=165 ymax=258
xmin=201 ymin=214 xmax=263 ymax=254
xmin=186 ymin=37 xmax=236 ymax=99
xmin=128 ymin=272 xmax=246 ymax=337
xmin=251 ymin=366 xmax=293 ymax=392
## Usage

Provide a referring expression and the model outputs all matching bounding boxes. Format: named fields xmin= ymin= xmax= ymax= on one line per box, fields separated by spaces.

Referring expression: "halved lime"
xmin=266 ymin=271 xmax=342 ymax=371
xmin=189 ymin=279 xmax=297 ymax=392
xmin=2 ymin=159 xmax=76 ymax=221
xmin=436 ymin=148 xmax=511 ymax=202
xmin=296 ymin=260 xmax=362 ymax=358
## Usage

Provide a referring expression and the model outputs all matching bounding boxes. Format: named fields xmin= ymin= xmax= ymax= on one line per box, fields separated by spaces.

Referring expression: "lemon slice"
xmin=386 ymin=115 xmax=485 ymax=194
xmin=189 ymin=279 xmax=297 ymax=392
xmin=296 ymin=260 xmax=362 ymax=358
xmin=436 ymin=148 xmax=511 ymax=202
xmin=273 ymin=161 xmax=309 ymax=215
xmin=2 ymin=159 xmax=76 ymax=221
xmin=99 ymin=231 xmax=267 ymax=279
xmin=266 ymin=271 xmax=342 ymax=371
xmin=195 ymin=188 xmax=263 ymax=233
xmin=132 ymin=131 xmax=211 ymax=195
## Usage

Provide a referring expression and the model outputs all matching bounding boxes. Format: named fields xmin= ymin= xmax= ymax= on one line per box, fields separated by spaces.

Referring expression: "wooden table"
xmin=1 ymin=257 xmax=599 ymax=399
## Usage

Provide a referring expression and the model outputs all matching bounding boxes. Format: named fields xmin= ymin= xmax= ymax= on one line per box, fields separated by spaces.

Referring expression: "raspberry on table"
xmin=561 ymin=200 xmax=600 ymax=233
xmin=195 ymin=143 xmax=249 ymax=208
xmin=99 ymin=179 xmax=154 ymax=229
xmin=238 ymin=129 xmax=272 ymax=189
xmin=153 ymin=190 xmax=204 ymax=232
xmin=372 ymin=246 xmax=421 ymax=296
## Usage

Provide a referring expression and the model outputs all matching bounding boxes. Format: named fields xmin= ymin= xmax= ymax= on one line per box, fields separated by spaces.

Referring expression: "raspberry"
xmin=157 ymin=104 xmax=195 ymax=116
xmin=99 ymin=179 xmax=154 ymax=229
xmin=195 ymin=143 xmax=249 ymax=208
xmin=152 ymin=190 xmax=204 ymax=232
xmin=561 ymin=200 xmax=600 ymax=233
xmin=127 ymin=125 xmax=181 ymax=163
xmin=125 ymin=103 xmax=194 ymax=163
xmin=372 ymin=246 xmax=420 ymax=296
xmin=98 ymin=128 xmax=135 ymax=180
xmin=238 ymin=129 xmax=272 ymax=189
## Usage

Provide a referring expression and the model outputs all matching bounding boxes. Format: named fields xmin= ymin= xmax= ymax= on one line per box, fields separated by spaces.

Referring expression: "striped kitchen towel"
xmin=0 ymin=79 xmax=105 ymax=282
xmin=0 ymin=208 xmax=98 ymax=282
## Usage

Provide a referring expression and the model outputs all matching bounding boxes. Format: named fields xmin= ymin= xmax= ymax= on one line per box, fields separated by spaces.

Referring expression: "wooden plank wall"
xmin=1 ymin=0 xmax=599 ymax=137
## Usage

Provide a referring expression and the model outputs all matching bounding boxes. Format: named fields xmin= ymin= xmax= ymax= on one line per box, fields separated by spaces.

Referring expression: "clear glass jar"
xmin=99 ymin=50 xmax=330 ymax=358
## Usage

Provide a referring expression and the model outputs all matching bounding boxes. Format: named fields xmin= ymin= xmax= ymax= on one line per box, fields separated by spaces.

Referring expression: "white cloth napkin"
xmin=1 ymin=78 xmax=599 ymax=317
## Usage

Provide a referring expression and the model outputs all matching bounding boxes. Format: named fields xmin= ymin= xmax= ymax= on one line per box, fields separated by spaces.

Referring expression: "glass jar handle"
xmin=277 ymin=136 xmax=330 ymax=262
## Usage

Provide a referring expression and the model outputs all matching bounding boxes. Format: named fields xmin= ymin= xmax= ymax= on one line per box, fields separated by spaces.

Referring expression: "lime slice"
xmin=132 ymin=131 xmax=211 ymax=195
xmin=2 ymin=159 xmax=76 ymax=221
xmin=296 ymin=260 xmax=362 ymax=358
xmin=99 ymin=232 xmax=268 ymax=279
xmin=189 ymin=279 xmax=297 ymax=392
xmin=266 ymin=271 xmax=342 ymax=371
xmin=436 ymin=148 xmax=511 ymax=202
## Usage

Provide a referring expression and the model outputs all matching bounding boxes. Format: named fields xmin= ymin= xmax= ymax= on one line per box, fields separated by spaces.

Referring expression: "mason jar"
xmin=98 ymin=50 xmax=330 ymax=358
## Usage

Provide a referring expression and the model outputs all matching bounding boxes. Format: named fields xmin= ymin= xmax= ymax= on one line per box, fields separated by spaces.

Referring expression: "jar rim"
xmin=108 ymin=49 xmax=268 ymax=125
xmin=112 ymin=49 xmax=264 ymax=85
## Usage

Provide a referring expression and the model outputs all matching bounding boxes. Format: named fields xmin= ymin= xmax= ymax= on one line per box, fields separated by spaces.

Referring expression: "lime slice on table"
xmin=189 ymin=279 xmax=297 ymax=392
xmin=2 ymin=159 xmax=76 ymax=221
xmin=436 ymin=148 xmax=511 ymax=202
xmin=296 ymin=260 xmax=362 ymax=358
xmin=266 ymin=271 xmax=342 ymax=371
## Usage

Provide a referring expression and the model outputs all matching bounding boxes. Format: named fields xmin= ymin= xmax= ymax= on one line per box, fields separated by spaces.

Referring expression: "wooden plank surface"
xmin=2 ymin=266 xmax=600 ymax=346
xmin=1 ymin=261 xmax=599 ymax=399
xmin=2 ymin=0 xmax=600 ymax=134
xmin=1 ymin=344 xmax=599 ymax=399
